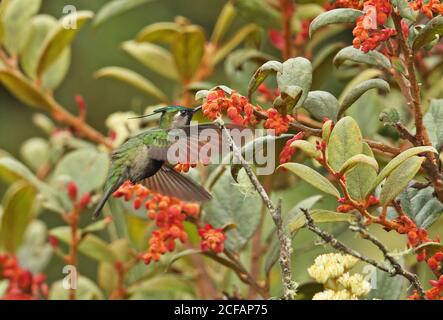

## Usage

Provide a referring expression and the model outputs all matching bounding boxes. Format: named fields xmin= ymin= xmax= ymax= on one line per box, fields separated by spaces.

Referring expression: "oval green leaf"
xmin=0 ymin=181 xmax=36 ymax=253
xmin=280 ymin=163 xmax=340 ymax=198
xmin=122 ymin=41 xmax=178 ymax=80
xmin=371 ymin=146 xmax=437 ymax=191
xmin=334 ymin=46 xmax=391 ymax=70
xmin=95 ymin=66 xmax=169 ymax=102
xmin=380 ymin=156 xmax=425 ymax=206
xmin=172 ymin=25 xmax=206 ymax=81
xmin=136 ymin=22 xmax=181 ymax=43
xmin=302 ymin=90 xmax=339 ymax=121
xmin=309 ymin=8 xmax=363 ymax=38
xmin=338 ymin=79 xmax=390 ymax=117
xmin=327 ymin=116 xmax=363 ymax=172
xmin=37 ymin=11 xmax=93 ymax=76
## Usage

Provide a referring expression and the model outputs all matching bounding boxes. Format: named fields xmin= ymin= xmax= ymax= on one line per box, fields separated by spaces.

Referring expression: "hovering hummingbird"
xmin=92 ymin=105 xmax=216 ymax=220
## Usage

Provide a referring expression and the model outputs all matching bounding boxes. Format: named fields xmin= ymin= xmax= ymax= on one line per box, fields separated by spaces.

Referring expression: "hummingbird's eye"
xmin=180 ymin=110 xmax=187 ymax=115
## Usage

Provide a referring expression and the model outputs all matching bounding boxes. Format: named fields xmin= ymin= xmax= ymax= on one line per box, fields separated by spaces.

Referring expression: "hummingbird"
xmin=92 ymin=105 xmax=214 ymax=220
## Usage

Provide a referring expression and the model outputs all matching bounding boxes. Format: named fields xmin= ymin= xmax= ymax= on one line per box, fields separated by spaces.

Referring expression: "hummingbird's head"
xmin=156 ymin=105 xmax=200 ymax=128
xmin=130 ymin=105 xmax=201 ymax=128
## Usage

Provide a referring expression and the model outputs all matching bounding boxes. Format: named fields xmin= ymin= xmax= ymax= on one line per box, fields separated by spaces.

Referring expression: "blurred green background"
xmin=0 ymin=0 xmax=226 ymax=158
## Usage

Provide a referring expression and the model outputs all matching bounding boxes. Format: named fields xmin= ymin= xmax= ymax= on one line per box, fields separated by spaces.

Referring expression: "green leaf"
xmin=94 ymin=67 xmax=169 ymax=102
xmin=339 ymin=154 xmax=379 ymax=175
xmin=0 ymin=70 xmax=51 ymax=110
xmin=21 ymin=15 xmax=56 ymax=79
xmin=94 ymin=0 xmax=156 ymax=28
xmin=290 ymin=140 xmax=321 ymax=159
xmin=0 ymin=182 xmax=36 ymax=253
xmin=334 ymin=46 xmax=391 ymax=70
xmin=211 ymin=2 xmax=237 ymax=45
xmin=1 ymin=0 xmax=41 ymax=54
xmin=36 ymin=11 xmax=93 ymax=76
xmin=280 ymin=163 xmax=340 ymax=198
xmin=346 ymin=142 xmax=378 ymax=200
xmin=51 ymin=148 xmax=109 ymax=196
xmin=21 ymin=15 xmax=71 ymax=91
xmin=136 ymin=22 xmax=181 ymax=44
xmin=277 ymin=57 xmax=312 ymax=110
xmin=380 ymin=156 xmax=425 ymax=206
xmin=338 ymin=79 xmax=390 ymax=117
xmin=413 ymin=16 xmax=443 ymax=51
xmin=302 ymin=90 xmax=339 ymax=122
xmin=398 ymin=185 xmax=443 ymax=228
xmin=327 ymin=116 xmax=363 ymax=172
xmin=211 ymin=24 xmax=261 ymax=67
xmin=0 ymin=157 xmax=65 ymax=214
xmin=50 ymin=226 xmax=117 ymax=263
xmin=423 ymin=99 xmax=443 ymax=150
xmin=247 ymin=60 xmax=282 ymax=100
xmin=172 ymin=25 xmax=205 ymax=81
xmin=233 ymin=0 xmax=280 ymax=29
xmin=366 ymin=268 xmax=405 ymax=300
xmin=203 ymin=170 xmax=261 ymax=252
xmin=50 ymin=276 xmax=104 ymax=300
xmin=20 ymin=137 xmax=49 ymax=171
xmin=309 ymin=8 xmax=363 ymax=38
xmin=122 ymin=41 xmax=178 ymax=80
xmin=392 ymin=0 xmax=416 ymax=22
xmin=371 ymin=146 xmax=436 ymax=191
xmin=288 ymin=209 xmax=355 ymax=233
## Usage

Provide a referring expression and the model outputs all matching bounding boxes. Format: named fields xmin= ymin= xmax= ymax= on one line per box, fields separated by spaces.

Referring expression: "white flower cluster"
xmin=338 ymin=272 xmax=371 ymax=297
xmin=307 ymin=253 xmax=358 ymax=284
xmin=308 ymin=253 xmax=371 ymax=300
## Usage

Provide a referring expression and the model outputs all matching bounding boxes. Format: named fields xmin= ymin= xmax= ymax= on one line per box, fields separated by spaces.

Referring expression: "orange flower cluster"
xmin=279 ymin=132 xmax=305 ymax=165
xmin=202 ymin=90 xmax=294 ymax=136
xmin=410 ymin=0 xmax=443 ymax=18
xmin=410 ymin=275 xmax=443 ymax=300
xmin=202 ymin=90 xmax=259 ymax=126
xmin=264 ymin=108 xmax=294 ymax=136
xmin=113 ymin=181 xmax=200 ymax=264
xmin=395 ymin=215 xmax=443 ymax=277
xmin=352 ymin=1 xmax=396 ymax=52
xmin=0 ymin=255 xmax=48 ymax=300
xmin=174 ymin=163 xmax=197 ymax=173
xmin=198 ymin=224 xmax=227 ymax=253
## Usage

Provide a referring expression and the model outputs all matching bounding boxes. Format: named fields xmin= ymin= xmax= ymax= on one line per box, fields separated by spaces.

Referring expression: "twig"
xmin=66 ymin=206 xmax=81 ymax=300
xmin=391 ymin=12 xmax=443 ymax=203
xmin=216 ymin=118 xmax=296 ymax=299
xmin=301 ymin=208 xmax=392 ymax=273
xmin=349 ymin=218 xmax=426 ymax=298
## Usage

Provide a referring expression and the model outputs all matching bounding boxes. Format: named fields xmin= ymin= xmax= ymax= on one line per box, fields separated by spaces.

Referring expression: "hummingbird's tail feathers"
xmin=140 ymin=166 xmax=212 ymax=202
xmin=92 ymin=177 xmax=124 ymax=220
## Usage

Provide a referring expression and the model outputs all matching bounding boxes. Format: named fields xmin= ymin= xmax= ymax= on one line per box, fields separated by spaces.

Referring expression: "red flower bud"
xmin=67 ymin=182 xmax=78 ymax=202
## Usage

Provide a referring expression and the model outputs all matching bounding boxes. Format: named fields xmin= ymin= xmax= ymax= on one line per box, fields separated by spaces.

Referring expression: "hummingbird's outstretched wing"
xmin=140 ymin=166 xmax=212 ymax=202
xmin=147 ymin=123 xmax=248 ymax=164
